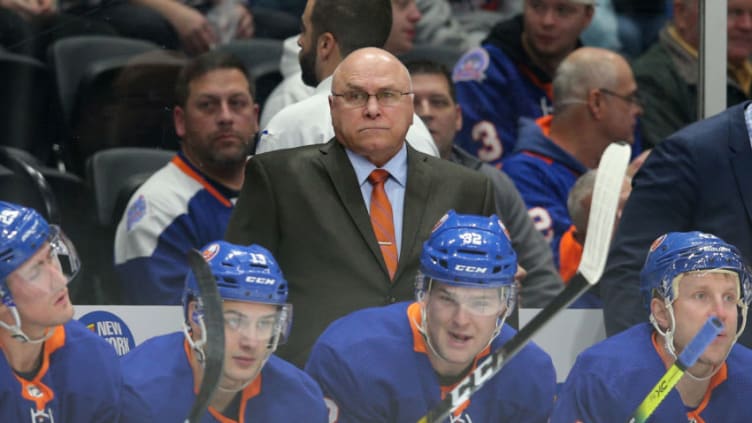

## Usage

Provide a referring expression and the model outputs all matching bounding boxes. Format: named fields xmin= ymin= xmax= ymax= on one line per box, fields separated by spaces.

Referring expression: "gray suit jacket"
xmin=226 ymin=139 xmax=496 ymax=367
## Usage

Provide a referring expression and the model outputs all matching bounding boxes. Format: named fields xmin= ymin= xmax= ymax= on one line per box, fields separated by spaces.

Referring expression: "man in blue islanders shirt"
xmin=552 ymin=231 xmax=752 ymax=422
xmin=121 ymin=241 xmax=328 ymax=422
xmin=305 ymin=210 xmax=556 ymax=422
xmin=114 ymin=50 xmax=259 ymax=304
xmin=0 ymin=201 xmax=122 ymax=422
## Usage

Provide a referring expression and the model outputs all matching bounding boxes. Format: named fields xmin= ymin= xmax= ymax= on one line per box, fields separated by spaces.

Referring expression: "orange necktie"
xmin=368 ymin=169 xmax=398 ymax=280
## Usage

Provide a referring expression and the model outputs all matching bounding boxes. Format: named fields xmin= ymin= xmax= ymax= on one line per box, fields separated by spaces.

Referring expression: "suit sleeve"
xmin=600 ymin=137 xmax=697 ymax=336
xmin=485 ymin=165 xmax=563 ymax=307
xmin=225 ymin=156 xmax=280 ymax=253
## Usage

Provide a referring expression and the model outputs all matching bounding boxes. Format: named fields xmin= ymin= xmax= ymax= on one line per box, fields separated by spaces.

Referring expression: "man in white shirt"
xmin=257 ymin=0 xmax=438 ymax=156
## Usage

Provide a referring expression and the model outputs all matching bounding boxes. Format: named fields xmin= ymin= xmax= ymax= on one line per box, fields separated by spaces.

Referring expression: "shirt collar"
xmin=346 ymin=143 xmax=408 ymax=188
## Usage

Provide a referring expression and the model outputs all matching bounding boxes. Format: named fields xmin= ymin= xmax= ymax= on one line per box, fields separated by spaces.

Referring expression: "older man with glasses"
xmin=225 ymin=47 xmax=497 ymax=368
xmin=501 ymin=46 xmax=642 ymax=273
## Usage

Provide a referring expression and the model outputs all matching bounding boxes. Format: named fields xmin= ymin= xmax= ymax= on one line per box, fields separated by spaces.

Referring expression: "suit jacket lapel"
xmin=399 ymin=146 xmax=433 ymax=280
xmin=319 ymin=139 xmax=387 ymax=271
xmin=729 ymin=102 xmax=752 ymax=227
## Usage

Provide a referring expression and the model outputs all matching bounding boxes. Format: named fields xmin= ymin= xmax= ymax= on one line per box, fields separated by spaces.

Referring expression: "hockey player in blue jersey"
xmin=552 ymin=231 xmax=752 ymax=422
xmin=120 ymin=240 xmax=328 ymax=422
xmin=452 ymin=0 xmax=594 ymax=165
xmin=0 ymin=201 xmax=123 ymax=422
xmin=305 ymin=210 xmax=557 ymax=422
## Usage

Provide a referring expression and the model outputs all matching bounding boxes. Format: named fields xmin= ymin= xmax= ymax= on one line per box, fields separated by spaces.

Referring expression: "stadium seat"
xmin=0 ymin=49 xmax=54 ymax=163
xmin=85 ymin=147 xmax=175 ymax=304
xmin=216 ymin=38 xmax=284 ymax=113
xmin=398 ymin=44 xmax=465 ymax=71
xmin=48 ymin=36 xmax=184 ymax=175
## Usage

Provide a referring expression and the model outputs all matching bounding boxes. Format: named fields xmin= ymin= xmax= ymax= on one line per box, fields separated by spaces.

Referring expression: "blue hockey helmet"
xmin=0 ymin=201 xmax=51 ymax=286
xmin=418 ymin=210 xmax=517 ymax=289
xmin=183 ymin=241 xmax=292 ymax=346
xmin=639 ymin=231 xmax=752 ymax=308
xmin=0 ymin=201 xmax=80 ymax=301
xmin=184 ymin=241 xmax=289 ymax=308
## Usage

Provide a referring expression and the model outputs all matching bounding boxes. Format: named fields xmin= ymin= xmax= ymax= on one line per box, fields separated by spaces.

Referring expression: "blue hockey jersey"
xmin=551 ymin=323 xmax=752 ymax=423
xmin=305 ymin=302 xmax=557 ymax=423
xmin=502 ymin=116 xmax=586 ymax=269
xmin=453 ymin=15 xmax=554 ymax=166
xmin=114 ymin=152 xmax=238 ymax=304
xmin=120 ymin=332 xmax=328 ymax=423
xmin=0 ymin=321 xmax=122 ymax=423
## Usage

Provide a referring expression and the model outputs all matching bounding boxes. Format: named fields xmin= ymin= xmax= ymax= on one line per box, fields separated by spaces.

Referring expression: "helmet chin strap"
xmin=0 ymin=302 xmax=53 ymax=344
xmin=183 ymin=317 xmax=208 ymax=366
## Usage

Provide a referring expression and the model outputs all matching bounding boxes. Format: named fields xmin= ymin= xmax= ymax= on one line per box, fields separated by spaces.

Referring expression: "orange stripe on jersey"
xmin=14 ymin=325 xmax=66 ymax=411
xmin=172 ymin=156 xmax=233 ymax=208
xmin=535 ymin=115 xmax=553 ymax=136
xmin=650 ymin=331 xmax=728 ymax=423
xmin=407 ymin=302 xmax=492 ymax=418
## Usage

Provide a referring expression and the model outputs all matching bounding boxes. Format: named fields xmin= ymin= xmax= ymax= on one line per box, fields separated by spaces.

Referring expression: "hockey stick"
xmin=185 ymin=249 xmax=226 ymax=423
xmin=627 ymin=316 xmax=724 ymax=423
xmin=418 ymin=141 xmax=631 ymax=423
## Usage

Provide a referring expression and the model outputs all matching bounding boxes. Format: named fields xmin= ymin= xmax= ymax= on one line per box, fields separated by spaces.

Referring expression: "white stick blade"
xmin=578 ymin=141 xmax=631 ymax=283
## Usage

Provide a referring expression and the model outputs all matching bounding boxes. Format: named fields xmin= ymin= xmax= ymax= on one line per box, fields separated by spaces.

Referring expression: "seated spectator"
xmin=633 ymin=0 xmax=752 ymax=148
xmin=259 ymin=0 xmax=424 ymax=130
xmin=414 ymin=0 xmax=519 ymax=52
xmin=255 ymin=0 xmax=438 ymax=156
xmin=559 ymin=169 xmax=631 ymax=307
xmin=118 ymin=0 xmax=255 ymax=55
xmin=120 ymin=241 xmax=328 ymax=422
xmin=452 ymin=0 xmax=594 ymax=166
xmin=114 ymin=50 xmax=258 ymax=304
xmin=407 ymin=58 xmax=563 ymax=307
xmin=305 ymin=211 xmax=557 ymax=422
xmin=0 ymin=3 xmax=116 ymax=60
xmin=503 ymin=47 xmax=641 ymax=270
xmin=552 ymin=231 xmax=752 ymax=422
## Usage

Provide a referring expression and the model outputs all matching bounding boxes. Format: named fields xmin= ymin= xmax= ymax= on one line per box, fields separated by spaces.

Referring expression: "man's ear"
xmin=317 ymin=32 xmax=337 ymax=62
xmin=174 ymin=105 xmax=186 ymax=138
xmin=587 ymin=88 xmax=603 ymax=119
xmin=650 ymin=297 xmax=670 ymax=329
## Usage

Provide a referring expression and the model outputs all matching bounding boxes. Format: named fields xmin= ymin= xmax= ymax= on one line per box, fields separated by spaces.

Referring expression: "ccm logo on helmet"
xmin=454 ymin=265 xmax=488 ymax=273
xmin=245 ymin=276 xmax=276 ymax=285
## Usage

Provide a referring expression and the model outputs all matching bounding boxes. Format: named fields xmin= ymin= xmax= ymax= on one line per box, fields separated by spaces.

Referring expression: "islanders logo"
xmin=452 ymin=47 xmax=490 ymax=82
xmin=79 ymin=311 xmax=135 ymax=356
xmin=649 ymin=234 xmax=668 ymax=253
xmin=202 ymin=242 xmax=221 ymax=261
xmin=126 ymin=195 xmax=147 ymax=231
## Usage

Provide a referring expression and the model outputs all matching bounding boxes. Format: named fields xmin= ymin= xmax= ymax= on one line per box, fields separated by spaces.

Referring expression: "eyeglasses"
xmin=331 ymin=89 xmax=413 ymax=108
xmin=599 ymin=88 xmax=642 ymax=108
